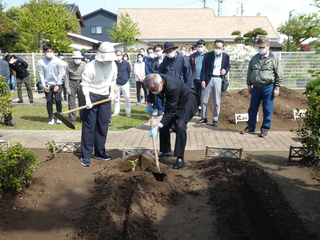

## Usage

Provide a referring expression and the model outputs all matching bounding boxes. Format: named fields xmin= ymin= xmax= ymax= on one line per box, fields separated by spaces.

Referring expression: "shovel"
xmin=53 ymin=98 xmax=112 ymax=129
xmin=149 ymin=115 xmax=161 ymax=173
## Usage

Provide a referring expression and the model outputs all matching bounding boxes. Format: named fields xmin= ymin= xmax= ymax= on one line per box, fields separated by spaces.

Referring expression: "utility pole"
xmin=201 ymin=0 xmax=207 ymax=8
xmin=287 ymin=9 xmax=295 ymax=52
xmin=216 ymin=0 xmax=223 ymax=16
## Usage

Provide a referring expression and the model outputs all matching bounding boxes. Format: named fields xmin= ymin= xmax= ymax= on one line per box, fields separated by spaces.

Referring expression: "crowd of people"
xmin=0 ymin=35 xmax=283 ymax=169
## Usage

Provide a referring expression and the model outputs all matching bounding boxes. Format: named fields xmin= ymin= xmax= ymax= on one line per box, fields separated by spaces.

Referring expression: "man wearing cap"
xmin=65 ymin=51 xmax=86 ymax=124
xmin=158 ymin=42 xmax=193 ymax=89
xmin=80 ymin=42 xmax=117 ymax=167
xmin=241 ymin=36 xmax=283 ymax=138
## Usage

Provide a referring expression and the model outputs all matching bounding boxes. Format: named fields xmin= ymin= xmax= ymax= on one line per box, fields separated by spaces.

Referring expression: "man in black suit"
xmin=146 ymin=73 xmax=197 ymax=170
xmin=197 ymin=39 xmax=230 ymax=127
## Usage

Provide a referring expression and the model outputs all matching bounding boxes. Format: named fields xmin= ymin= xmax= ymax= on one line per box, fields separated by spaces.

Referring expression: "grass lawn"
xmin=0 ymin=105 xmax=149 ymax=130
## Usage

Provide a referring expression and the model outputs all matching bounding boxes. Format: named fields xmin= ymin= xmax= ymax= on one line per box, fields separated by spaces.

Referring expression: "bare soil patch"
xmin=1 ymin=149 xmax=319 ymax=240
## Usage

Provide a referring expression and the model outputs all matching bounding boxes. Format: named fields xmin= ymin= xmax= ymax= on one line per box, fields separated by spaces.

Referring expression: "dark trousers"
xmin=193 ymin=79 xmax=202 ymax=108
xmin=81 ymin=92 xmax=111 ymax=159
xmin=17 ymin=76 xmax=33 ymax=102
xmin=159 ymin=116 xmax=187 ymax=158
xmin=68 ymin=80 xmax=85 ymax=121
xmin=45 ymin=86 xmax=62 ymax=119
xmin=136 ymin=81 xmax=148 ymax=102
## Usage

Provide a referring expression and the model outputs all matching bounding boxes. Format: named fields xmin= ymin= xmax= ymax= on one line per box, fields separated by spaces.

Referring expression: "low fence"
xmin=10 ymin=52 xmax=320 ymax=90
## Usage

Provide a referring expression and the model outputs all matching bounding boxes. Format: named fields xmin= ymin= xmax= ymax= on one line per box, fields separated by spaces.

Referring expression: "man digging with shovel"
xmin=146 ymin=73 xmax=197 ymax=169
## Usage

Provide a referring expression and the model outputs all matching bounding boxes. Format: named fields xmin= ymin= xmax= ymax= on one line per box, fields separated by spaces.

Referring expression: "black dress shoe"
xmin=158 ymin=151 xmax=172 ymax=158
xmin=173 ymin=157 xmax=184 ymax=170
xmin=196 ymin=118 xmax=207 ymax=124
xmin=5 ymin=122 xmax=15 ymax=127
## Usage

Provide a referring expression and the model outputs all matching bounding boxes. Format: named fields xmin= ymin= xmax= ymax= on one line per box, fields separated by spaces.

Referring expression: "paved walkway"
xmin=0 ymin=92 xmax=302 ymax=152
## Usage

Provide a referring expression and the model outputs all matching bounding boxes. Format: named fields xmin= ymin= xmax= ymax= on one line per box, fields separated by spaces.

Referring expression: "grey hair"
xmin=145 ymin=74 xmax=162 ymax=89
xmin=257 ymin=36 xmax=270 ymax=45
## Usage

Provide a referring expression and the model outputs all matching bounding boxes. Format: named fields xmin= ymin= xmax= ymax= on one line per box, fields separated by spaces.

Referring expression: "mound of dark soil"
xmin=197 ymin=157 xmax=317 ymax=240
xmin=207 ymin=87 xmax=308 ymax=131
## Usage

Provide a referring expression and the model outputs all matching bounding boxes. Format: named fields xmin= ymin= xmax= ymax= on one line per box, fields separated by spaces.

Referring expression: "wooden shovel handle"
xmin=61 ymin=98 xmax=112 ymax=115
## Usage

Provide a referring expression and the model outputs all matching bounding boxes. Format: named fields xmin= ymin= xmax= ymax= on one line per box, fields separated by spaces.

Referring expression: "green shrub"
xmin=0 ymin=143 xmax=40 ymax=196
xmin=0 ymin=76 xmax=13 ymax=119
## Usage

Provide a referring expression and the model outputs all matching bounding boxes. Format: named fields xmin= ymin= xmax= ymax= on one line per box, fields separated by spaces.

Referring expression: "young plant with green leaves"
xmin=128 ymin=158 xmax=139 ymax=171
xmin=46 ymin=140 xmax=57 ymax=159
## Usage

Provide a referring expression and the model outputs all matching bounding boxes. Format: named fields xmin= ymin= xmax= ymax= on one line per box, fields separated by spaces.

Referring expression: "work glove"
xmin=146 ymin=107 xmax=153 ymax=115
xmin=85 ymin=96 xmax=93 ymax=109
xmin=149 ymin=127 xmax=158 ymax=138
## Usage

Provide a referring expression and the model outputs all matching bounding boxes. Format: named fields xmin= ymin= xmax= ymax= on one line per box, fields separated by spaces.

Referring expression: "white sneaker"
xmin=48 ymin=119 xmax=54 ymax=125
xmin=56 ymin=119 xmax=62 ymax=124
xmin=111 ymin=113 xmax=119 ymax=117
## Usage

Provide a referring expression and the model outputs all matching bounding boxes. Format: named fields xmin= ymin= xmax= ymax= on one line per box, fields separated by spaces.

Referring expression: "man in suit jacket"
xmin=146 ymin=73 xmax=197 ymax=170
xmin=197 ymin=39 xmax=230 ymax=127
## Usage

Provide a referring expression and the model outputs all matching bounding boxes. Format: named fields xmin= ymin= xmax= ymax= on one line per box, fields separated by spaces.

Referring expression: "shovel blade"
xmin=53 ymin=112 xmax=75 ymax=129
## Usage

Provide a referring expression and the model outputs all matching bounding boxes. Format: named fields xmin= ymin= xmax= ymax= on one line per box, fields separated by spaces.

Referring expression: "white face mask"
xmin=59 ymin=56 xmax=64 ymax=60
xmin=181 ymin=50 xmax=186 ymax=55
xmin=156 ymin=51 xmax=163 ymax=57
xmin=9 ymin=60 xmax=14 ymax=64
xmin=214 ymin=49 xmax=222 ymax=56
xmin=148 ymin=53 xmax=154 ymax=58
xmin=197 ymin=47 xmax=204 ymax=53
xmin=116 ymin=56 xmax=122 ymax=61
xmin=123 ymin=57 xmax=128 ymax=60
xmin=46 ymin=52 xmax=54 ymax=59
xmin=167 ymin=52 xmax=175 ymax=59
xmin=74 ymin=59 xmax=82 ymax=65
xmin=258 ymin=48 xmax=267 ymax=55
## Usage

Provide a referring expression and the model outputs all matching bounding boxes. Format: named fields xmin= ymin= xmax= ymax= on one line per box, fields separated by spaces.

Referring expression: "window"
xmin=90 ymin=26 xmax=102 ymax=35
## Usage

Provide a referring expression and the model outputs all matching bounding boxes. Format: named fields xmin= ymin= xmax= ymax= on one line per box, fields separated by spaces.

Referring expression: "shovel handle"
xmin=61 ymin=98 xmax=112 ymax=115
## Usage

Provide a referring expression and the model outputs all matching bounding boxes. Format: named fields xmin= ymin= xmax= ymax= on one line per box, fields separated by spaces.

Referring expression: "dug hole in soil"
xmin=1 ymin=88 xmax=319 ymax=240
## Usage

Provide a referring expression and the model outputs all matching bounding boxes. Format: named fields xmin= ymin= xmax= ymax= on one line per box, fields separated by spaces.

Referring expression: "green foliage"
xmin=277 ymin=13 xmax=320 ymax=51
xmin=46 ymin=140 xmax=57 ymax=159
xmin=128 ymin=158 xmax=139 ymax=171
xmin=108 ymin=12 xmax=141 ymax=52
xmin=13 ymin=0 xmax=80 ymax=52
xmin=0 ymin=76 xmax=13 ymax=119
xmin=231 ymin=28 xmax=267 ymax=45
xmin=0 ymin=142 xmax=40 ymax=196
xmin=243 ymin=28 xmax=268 ymax=44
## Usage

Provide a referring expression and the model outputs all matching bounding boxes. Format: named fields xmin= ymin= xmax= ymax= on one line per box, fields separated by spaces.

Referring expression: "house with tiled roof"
xmin=117 ymin=8 xmax=282 ymax=51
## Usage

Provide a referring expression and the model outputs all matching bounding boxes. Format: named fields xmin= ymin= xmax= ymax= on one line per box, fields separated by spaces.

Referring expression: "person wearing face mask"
xmin=197 ymin=39 xmax=230 ymax=127
xmin=146 ymin=73 xmax=197 ymax=170
xmin=189 ymin=39 xmax=207 ymax=116
xmin=158 ymin=42 xmax=193 ymax=89
xmin=79 ymin=42 xmax=117 ymax=167
xmin=65 ymin=51 xmax=86 ymax=124
xmin=38 ymin=44 xmax=65 ymax=125
xmin=134 ymin=53 xmax=148 ymax=105
xmin=241 ymin=36 xmax=283 ymax=138
xmin=112 ymin=49 xmax=131 ymax=117
xmin=150 ymin=44 xmax=165 ymax=118
xmin=122 ymin=53 xmax=132 ymax=71
xmin=6 ymin=55 xmax=33 ymax=104
xmin=180 ymin=46 xmax=187 ymax=57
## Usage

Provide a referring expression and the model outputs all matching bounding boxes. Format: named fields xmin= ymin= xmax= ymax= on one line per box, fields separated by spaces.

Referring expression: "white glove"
xmin=109 ymin=92 xmax=116 ymax=100
xmin=85 ymin=96 xmax=93 ymax=109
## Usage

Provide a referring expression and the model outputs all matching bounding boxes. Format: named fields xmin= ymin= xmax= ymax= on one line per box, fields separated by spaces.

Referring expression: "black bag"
xmin=221 ymin=78 xmax=229 ymax=92
xmin=36 ymin=81 xmax=44 ymax=93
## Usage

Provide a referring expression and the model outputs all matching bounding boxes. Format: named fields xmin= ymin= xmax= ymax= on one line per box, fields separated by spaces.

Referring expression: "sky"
xmin=3 ymin=0 xmax=318 ymax=32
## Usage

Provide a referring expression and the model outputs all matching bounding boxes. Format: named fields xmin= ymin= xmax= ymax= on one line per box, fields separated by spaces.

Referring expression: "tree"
xmin=15 ymin=0 xmax=80 ymax=52
xmin=231 ymin=28 xmax=267 ymax=46
xmin=0 ymin=1 xmax=14 ymax=36
xmin=277 ymin=13 xmax=320 ymax=51
xmin=243 ymin=28 xmax=268 ymax=45
xmin=108 ymin=13 xmax=141 ymax=52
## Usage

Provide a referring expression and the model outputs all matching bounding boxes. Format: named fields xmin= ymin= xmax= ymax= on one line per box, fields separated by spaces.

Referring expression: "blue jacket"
xmin=158 ymin=52 xmax=193 ymax=88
